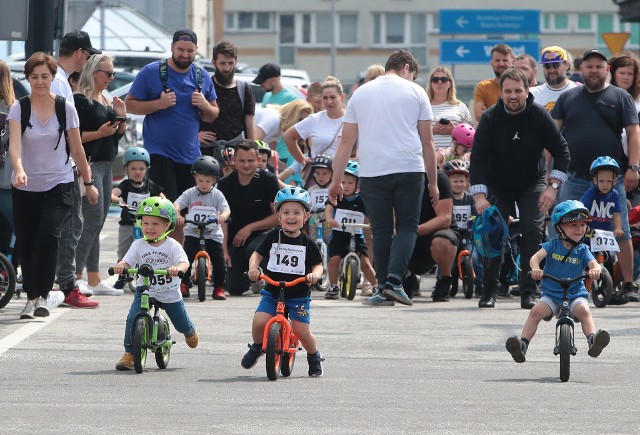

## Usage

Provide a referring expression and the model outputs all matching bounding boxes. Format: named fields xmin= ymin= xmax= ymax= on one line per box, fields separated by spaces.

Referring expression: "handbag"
xmin=300 ymin=126 xmax=342 ymax=182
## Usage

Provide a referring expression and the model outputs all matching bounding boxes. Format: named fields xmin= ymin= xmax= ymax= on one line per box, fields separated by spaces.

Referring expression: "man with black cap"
xmin=52 ymin=30 xmax=101 ymax=103
xmin=552 ymin=48 xmax=640 ymax=303
xmin=126 ymin=29 xmax=218 ymax=207
xmin=254 ymin=63 xmax=298 ymax=108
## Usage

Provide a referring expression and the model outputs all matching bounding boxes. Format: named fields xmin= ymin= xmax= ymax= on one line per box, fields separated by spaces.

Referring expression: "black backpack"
xmin=19 ymin=95 xmax=70 ymax=163
xmin=159 ymin=58 xmax=202 ymax=92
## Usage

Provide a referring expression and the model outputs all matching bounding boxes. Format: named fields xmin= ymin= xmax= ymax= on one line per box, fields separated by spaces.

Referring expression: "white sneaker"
xmin=46 ymin=290 xmax=65 ymax=310
xmin=76 ymin=280 xmax=93 ymax=297
xmin=20 ymin=299 xmax=36 ymax=319
xmin=34 ymin=297 xmax=50 ymax=317
xmin=88 ymin=281 xmax=124 ymax=296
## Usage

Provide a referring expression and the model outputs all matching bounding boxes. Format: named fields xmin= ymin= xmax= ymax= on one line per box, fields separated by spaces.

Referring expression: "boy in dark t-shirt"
xmin=242 ymin=186 xmax=324 ymax=377
xmin=580 ymin=156 xmax=623 ymax=236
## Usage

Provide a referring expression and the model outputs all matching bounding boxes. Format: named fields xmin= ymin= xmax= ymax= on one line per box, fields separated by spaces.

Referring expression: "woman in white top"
xmin=427 ymin=66 xmax=473 ymax=150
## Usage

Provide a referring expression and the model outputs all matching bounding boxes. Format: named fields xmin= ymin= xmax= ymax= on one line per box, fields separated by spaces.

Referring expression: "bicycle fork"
xmin=553 ymin=315 xmax=577 ymax=356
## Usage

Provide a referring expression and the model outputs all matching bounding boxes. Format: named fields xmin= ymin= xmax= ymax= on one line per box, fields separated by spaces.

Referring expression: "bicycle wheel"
xmin=342 ymin=258 xmax=359 ymax=300
xmin=591 ymin=267 xmax=613 ymax=308
xmin=266 ymin=322 xmax=283 ymax=381
xmin=0 ymin=252 xmax=16 ymax=310
xmin=281 ymin=335 xmax=297 ymax=377
xmin=450 ymin=263 xmax=459 ymax=298
xmin=132 ymin=317 xmax=150 ymax=374
xmin=559 ymin=324 xmax=571 ymax=382
xmin=155 ymin=315 xmax=171 ymax=369
xmin=461 ymin=256 xmax=474 ymax=299
xmin=197 ymin=257 xmax=207 ymax=302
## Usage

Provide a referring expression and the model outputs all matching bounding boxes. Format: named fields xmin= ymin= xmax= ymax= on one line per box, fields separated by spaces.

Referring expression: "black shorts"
xmin=409 ymin=229 xmax=458 ymax=275
xmin=328 ymin=236 xmax=368 ymax=259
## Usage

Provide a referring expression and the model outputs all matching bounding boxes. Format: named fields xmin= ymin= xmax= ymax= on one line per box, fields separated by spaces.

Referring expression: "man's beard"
xmin=584 ymin=75 xmax=606 ymax=91
xmin=545 ymin=73 xmax=564 ymax=86
xmin=214 ymin=69 xmax=234 ymax=86
xmin=172 ymin=54 xmax=193 ymax=70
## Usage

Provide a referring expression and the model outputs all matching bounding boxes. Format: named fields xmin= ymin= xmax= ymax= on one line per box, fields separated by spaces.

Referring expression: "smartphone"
xmin=112 ymin=116 xmax=126 ymax=125
xmin=438 ymin=118 xmax=451 ymax=125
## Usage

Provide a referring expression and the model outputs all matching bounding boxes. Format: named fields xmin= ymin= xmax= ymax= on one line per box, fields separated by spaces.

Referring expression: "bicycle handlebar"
xmin=253 ymin=273 xmax=307 ymax=287
xmin=184 ymin=216 xmax=230 ymax=228
xmin=338 ymin=222 xmax=370 ymax=230
xmin=108 ymin=264 xmax=184 ymax=279
xmin=528 ymin=272 xmax=589 ymax=286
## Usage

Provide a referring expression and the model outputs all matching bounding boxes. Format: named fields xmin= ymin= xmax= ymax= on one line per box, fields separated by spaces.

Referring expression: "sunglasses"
xmin=98 ymin=70 xmax=116 ymax=78
xmin=543 ymin=62 xmax=563 ymax=70
xmin=82 ymin=49 xmax=92 ymax=60
xmin=431 ymin=76 xmax=450 ymax=83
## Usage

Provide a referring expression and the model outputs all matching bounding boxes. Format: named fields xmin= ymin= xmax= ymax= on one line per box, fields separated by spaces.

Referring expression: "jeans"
xmin=359 ymin=172 xmax=424 ymax=286
xmin=226 ymin=232 xmax=268 ymax=296
xmin=56 ymin=172 xmax=83 ymax=292
xmin=124 ymin=289 xmax=195 ymax=353
xmin=483 ymin=180 xmax=546 ymax=297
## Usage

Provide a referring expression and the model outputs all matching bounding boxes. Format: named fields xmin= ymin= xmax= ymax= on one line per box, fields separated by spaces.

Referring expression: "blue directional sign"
xmin=440 ymin=40 xmax=540 ymax=64
xmin=440 ymin=9 xmax=541 ymax=34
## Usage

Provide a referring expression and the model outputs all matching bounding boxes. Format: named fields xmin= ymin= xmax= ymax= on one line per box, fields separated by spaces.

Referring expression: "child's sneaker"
xmin=180 ymin=283 xmax=190 ymax=298
xmin=360 ymin=281 xmax=374 ymax=296
xmin=325 ymin=285 xmax=339 ymax=299
xmin=212 ymin=287 xmax=226 ymax=300
xmin=307 ymin=351 xmax=324 ymax=377
xmin=587 ymin=330 xmax=610 ymax=358
xmin=185 ymin=329 xmax=199 ymax=348
xmin=506 ymin=336 xmax=527 ymax=363
xmin=241 ymin=343 xmax=264 ymax=369
xmin=116 ymin=352 xmax=133 ymax=370
xmin=113 ymin=276 xmax=126 ymax=290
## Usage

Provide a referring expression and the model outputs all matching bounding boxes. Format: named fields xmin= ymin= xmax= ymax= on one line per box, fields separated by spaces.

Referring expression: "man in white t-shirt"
xmin=329 ymin=49 xmax=438 ymax=307
xmin=529 ymin=46 xmax=578 ymax=113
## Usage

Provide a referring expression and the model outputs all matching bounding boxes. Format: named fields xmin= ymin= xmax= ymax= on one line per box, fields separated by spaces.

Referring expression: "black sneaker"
xmin=113 ymin=276 xmax=126 ymax=290
xmin=325 ymin=285 xmax=339 ymax=300
xmin=623 ymin=282 xmax=639 ymax=302
xmin=506 ymin=336 xmax=527 ymax=363
xmin=432 ymin=277 xmax=451 ymax=302
xmin=587 ymin=330 xmax=610 ymax=358
xmin=307 ymin=351 xmax=324 ymax=377
xmin=496 ymin=284 xmax=512 ymax=299
xmin=241 ymin=343 xmax=264 ymax=369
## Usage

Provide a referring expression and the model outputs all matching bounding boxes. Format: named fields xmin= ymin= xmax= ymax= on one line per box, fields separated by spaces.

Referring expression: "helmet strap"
xmin=556 ymin=225 xmax=579 ymax=263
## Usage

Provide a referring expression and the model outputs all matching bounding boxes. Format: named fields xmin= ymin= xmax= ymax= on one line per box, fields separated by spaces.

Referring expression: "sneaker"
xmin=623 ymin=282 xmax=639 ymax=302
xmin=496 ymin=284 xmax=512 ymax=299
xmin=251 ymin=279 xmax=265 ymax=294
xmin=62 ymin=288 xmax=100 ymax=309
xmin=33 ymin=297 xmax=49 ymax=317
xmin=382 ymin=283 xmax=413 ymax=306
xmin=506 ymin=336 xmax=527 ymax=363
xmin=212 ymin=287 xmax=227 ymax=300
xmin=307 ymin=351 xmax=324 ymax=377
xmin=241 ymin=343 xmax=264 ymax=369
xmin=325 ymin=285 xmax=340 ymax=300
xmin=587 ymin=330 xmax=610 ymax=358
xmin=432 ymin=277 xmax=452 ymax=302
xmin=115 ymin=352 xmax=133 ymax=371
xmin=20 ymin=299 xmax=36 ymax=319
xmin=46 ymin=290 xmax=65 ymax=310
xmin=362 ymin=288 xmax=395 ymax=306
xmin=180 ymin=283 xmax=190 ymax=298
xmin=113 ymin=276 xmax=126 ymax=290
xmin=361 ymin=281 xmax=374 ymax=296
xmin=185 ymin=329 xmax=199 ymax=348
xmin=76 ymin=280 xmax=93 ymax=297
xmin=88 ymin=281 xmax=123 ymax=296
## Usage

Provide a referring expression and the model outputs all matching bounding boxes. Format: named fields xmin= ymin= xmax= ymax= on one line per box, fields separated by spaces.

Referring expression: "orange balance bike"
xmin=184 ymin=215 xmax=223 ymax=302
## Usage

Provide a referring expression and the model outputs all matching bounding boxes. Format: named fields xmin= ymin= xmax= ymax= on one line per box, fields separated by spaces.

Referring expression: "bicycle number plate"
xmin=310 ymin=188 xmax=329 ymax=212
xmin=267 ymin=243 xmax=306 ymax=275
xmin=333 ymin=209 xmax=365 ymax=234
xmin=590 ymin=229 xmax=619 ymax=253
xmin=186 ymin=205 xmax=216 ymax=224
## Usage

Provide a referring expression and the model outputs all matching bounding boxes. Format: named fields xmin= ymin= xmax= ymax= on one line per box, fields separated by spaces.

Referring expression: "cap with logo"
xmin=253 ymin=63 xmax=281 ymax=84
xmin=583 ymin=48 xmax=608 ymax=62
xmin=540 ymin=46 xmax=568 ymax=64
xmin=173 ymin=29 xmax=197 ymax=44
xmin=60 ymin=30 xmax=101 ymax=55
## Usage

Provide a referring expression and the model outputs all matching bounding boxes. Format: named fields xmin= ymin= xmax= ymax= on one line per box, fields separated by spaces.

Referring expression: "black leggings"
xmin=13 ymin=183 xmax=72 ymax=299
xmin=148 ymin=154 xmax=195 ymax=201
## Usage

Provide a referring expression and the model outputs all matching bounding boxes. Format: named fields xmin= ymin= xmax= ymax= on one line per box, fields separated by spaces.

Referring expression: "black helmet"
xmin=311 ymin=154 xmax=333 ymax=170
xmin=191 ymin=155 xmax=220 ymax=177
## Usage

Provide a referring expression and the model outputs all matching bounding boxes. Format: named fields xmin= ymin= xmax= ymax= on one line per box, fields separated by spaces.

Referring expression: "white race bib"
xmin=267 ymin=243 xmax=306 ymax=275
xmin=590 ymin=229 xmax=619 ymax=252
xmin=127 ymin=192 xmax=149 ymax=212
xmin=186 ymin=205 xmax=216 ymax=224
xmin=452 ymin=205 xmax=472 ymax=229
xmin=333 ymin=209 xmax=365 ymax=234
xmin=310 ymin=188 xmax=329 ymax=212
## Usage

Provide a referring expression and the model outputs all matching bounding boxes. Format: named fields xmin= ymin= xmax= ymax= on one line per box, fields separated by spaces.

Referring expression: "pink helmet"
xmin=452 ymin=123 xmax=475 ymax=149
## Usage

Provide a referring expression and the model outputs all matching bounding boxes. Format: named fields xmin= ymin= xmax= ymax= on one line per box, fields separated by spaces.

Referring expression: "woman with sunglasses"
xmin=426 ymin=66 xmax=473 ymax=151
xmin=72 ymin=53 xmax=127 ymax=296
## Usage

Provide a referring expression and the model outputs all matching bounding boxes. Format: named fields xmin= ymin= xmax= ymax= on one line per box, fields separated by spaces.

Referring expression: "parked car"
xmin=12 ymin=72 xmax=30 ymax=99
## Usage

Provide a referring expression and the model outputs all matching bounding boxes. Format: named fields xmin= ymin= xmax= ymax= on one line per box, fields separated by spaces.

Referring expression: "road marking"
xmin=0 ymin=309 xmax=67 ymax=357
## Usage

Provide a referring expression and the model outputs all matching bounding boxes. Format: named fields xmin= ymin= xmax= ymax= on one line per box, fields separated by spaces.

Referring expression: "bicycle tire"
xmin=345 ymin=258 xmax=359 ymax=300
xmin=197 ymin=257 xmax=207 ymax=302
xmin=559 ymin=323 xmax=571 ymax=382
xmin=280 ymin=335 xmax=297 ymax=377
xmin=266 ymin=322 xmax=283 ymax=381
xmin=450 ymin=263 xmax=459 ymax=297
xmin=591 ymin=267 xmax=613 ymax=308
xmin=155 ymin=316 xmax=171 ymax=369
xmin=462 ymin=256 xmax=474 ymax=299
xmin=313 ymin=245 xmax=330 ymax=291
xmin=132 ymin=317 xmax=149 ymax=374
xmin=0 ymin=252 xmax=16 ymax=310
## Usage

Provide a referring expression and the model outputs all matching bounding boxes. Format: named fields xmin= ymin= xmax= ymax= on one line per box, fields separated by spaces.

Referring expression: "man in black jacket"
xmin=470 ymin=68 xmax=570 ymax=309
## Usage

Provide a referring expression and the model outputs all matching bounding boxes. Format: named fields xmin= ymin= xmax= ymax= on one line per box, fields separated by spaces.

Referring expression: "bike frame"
xmin=310 ymin=211 xmax=329 ymax=281
xmin=455 ymin=228 xmax=474 ymax=279
xmin=185 ymin=216 xmax=220 ymax=283
xmin=337 ymin=223 xmax=370 ymax=285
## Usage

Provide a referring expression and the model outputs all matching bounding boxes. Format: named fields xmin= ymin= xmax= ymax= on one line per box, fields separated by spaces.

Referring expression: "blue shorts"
xmin=256 ymin=289 xmax=311 ymax=324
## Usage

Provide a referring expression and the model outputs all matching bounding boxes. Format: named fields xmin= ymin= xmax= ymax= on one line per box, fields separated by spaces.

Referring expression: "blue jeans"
xmin=359 ymin=172 xmax=424 ymax=286
xmin=124 ymin=290 xmax=195 ymax=353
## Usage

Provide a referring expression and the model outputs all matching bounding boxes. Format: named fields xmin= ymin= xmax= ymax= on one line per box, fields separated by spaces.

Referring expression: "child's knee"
xmin=572 ymin=303 xmax=591 ymax=321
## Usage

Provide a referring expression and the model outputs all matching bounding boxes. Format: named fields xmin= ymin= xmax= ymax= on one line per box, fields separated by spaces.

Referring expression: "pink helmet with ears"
xmin=452 ymin=123 xmax=476 ymax=149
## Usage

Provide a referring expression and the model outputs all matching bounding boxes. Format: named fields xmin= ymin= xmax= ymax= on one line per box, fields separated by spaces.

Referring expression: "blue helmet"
xmin=590 ymin=156 xmax=620 ymax=176
xmin=123 ymin=146 xmax=150 ymax=166
xmin=345 ymin=160 xmax=359 ymax=178
xmin=274 ymin=186 xmax=311 ymax=212
xmin=551 ymin=200 xmax=591 ymax=226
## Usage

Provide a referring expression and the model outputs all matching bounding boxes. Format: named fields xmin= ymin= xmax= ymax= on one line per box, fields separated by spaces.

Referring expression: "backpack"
xmin=19 ymin=95 xmax=69 ymax=163
xmin=472 ymin=205 xmax=509 ymax=258
xmin=159 ymin=58 xmax=203 ymax=92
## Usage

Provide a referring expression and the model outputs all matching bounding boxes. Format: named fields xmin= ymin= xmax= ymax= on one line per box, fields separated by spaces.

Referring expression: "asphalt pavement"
xmin=1 ymin=206 xmax=639 ymax=434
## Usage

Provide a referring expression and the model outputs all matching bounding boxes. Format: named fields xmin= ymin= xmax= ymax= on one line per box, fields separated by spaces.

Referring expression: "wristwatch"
xmin=83 ymin=179 xmax=95 ymax=186
xmin=550 ymin=182 xmax=560 ymax=190
xmin=630 ymin=164 xmax=640 ymax=173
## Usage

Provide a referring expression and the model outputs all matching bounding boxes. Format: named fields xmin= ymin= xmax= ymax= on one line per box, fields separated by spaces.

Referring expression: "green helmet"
xmin=135 ymin=197 xmax=176 ymax=242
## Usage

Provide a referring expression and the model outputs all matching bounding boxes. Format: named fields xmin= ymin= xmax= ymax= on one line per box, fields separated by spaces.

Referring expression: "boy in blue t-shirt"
xmin=505 ymin=200 xmax=610 ymax=364
xmin=580 ymin=156 xmax=623 ymax=237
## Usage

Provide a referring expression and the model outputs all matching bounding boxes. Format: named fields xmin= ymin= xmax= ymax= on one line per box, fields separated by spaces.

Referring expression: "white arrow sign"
xmin=456 ymin=16 xmax=469 ymax=28
xmin=456 ymin=45 xmax=470 ymax=58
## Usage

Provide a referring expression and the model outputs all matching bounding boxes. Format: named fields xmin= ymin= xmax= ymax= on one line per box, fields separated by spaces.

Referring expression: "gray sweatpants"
xmin=56 ymin=168 xmax=83 ymax=291
xmin=75 ymin=161 xmax=112 ymax=274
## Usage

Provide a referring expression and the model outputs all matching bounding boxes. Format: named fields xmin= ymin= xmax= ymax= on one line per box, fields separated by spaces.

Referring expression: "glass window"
xmin=410 ymin=48 xmax=426 ymax=67
xmin=373 ymin=14 xmax=381 ymax=45
xmin=555 ymin=14 xmax=568 ymax=30
xmin=225 ymin=12 xmax=235 ymax=30
xmin=543 ymin=14 xmax=551 ymax=30
xmin=411 ymin=15 xmax=425 ymax=44
xmin=302 ymin=14 xmax=311 ymax=44
xmin=280 ymin=15 xmax=294 ymax=44
xmin=598 ymin=14 xmax=614 ymax=44
xmin=316 ymin=13 xmax=332 ymax=44
xmin=256 ymin=12 xmax=270 ymax=30
xmin=578 ymin=14 xmax=591 ymax=31
xmin=386 ymin=13 xmax=404 ymax=44
xmin=280 ymin=46 xmax=295 ymax=65
xmin=238 ymin=12 xmax=253 ymax=29
xmin=631 ymin=22 xmax=640 ymax=46
xmin=340 ymin=14 xmax=357 ymax=44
